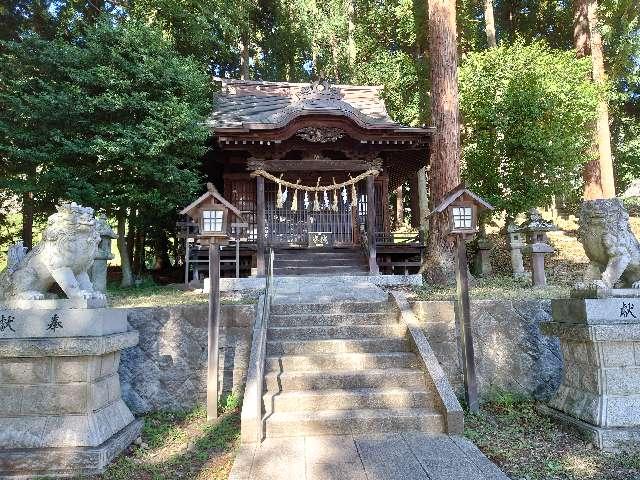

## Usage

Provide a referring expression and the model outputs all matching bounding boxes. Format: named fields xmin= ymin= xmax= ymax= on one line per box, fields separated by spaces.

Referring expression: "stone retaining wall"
xmin=119 ymin=304 xmax=255 ymax=414
xmin=119 ymin=300 xmax=562 ymax=413
xmin=411 ymin=300 xmax=562 ymax=400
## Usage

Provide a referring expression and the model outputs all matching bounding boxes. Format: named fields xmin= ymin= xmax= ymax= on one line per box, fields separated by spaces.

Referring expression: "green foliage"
xmin=466 ymin=396 xmax=640 ymax=479
xmin=102 ymin=405 xmax=240 ymax=479
xmin=221 ymin=392 xmax=242 ymax=412
xmin=0 ymin=19 xmax=210 ymax=228
xmin=459 ymin=41 xmax=599 ymax=217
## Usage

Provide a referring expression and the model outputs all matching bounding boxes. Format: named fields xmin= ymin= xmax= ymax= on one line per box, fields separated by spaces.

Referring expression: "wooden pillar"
xmin=184 ymin=238 xmax=190 ymax=288
xmin=207 ymin=243 xmax=221 ymax=421
xmin=366 ymin=175 xmax=379 ymax=275
xmin=409 ymin=174 xmax=420 ymax=228
xmin=417 ymin=166 xmax=429 ymax=234
xmin=256 ymin=175 xmax=265 ymax=277
xmin=454 ymin=235 xmax=479 ymax=412
xmin=395 ymin=185 xmax=404 ymax=229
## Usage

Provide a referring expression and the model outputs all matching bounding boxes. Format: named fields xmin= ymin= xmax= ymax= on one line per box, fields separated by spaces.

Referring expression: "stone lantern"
xmin=90 ymin=216 xmax=117 ymax=293
xmin=519 ymin=209 xmax=557 ymax=287
xmin=507 ymin=223 xmax=527 ymax=279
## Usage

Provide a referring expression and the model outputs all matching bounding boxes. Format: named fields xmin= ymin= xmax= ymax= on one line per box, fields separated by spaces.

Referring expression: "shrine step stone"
xmin=270 ymin=301 xmax=391 ymax=315
xmin=266 ymin=337 xmax=409 ymax=356
xmin=273 ymin=247 xmax=368 ymax=276
xmin=264 ymin=387 xmax=437 ymax=412
xmin=269 ymin=312 xmax=394 ymax=327
xmin=260 ymin=296 xmax=446 ymax=439
xmin=267 ymin=324 xmax=407 ymax=341
xmin=264 ymin=408 xmax=445 ymax=438
xmin=265 ymin=351 xmax=419 ymax=371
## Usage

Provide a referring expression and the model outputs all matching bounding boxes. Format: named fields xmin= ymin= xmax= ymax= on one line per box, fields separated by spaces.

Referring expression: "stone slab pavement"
xmin=271 ymin=277 xmax=388 ymax=305
xmin=228 ymin=433 xmax=510 ymax=480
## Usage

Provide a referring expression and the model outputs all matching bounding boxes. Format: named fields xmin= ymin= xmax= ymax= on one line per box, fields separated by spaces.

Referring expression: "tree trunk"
xmin=394 ymin=186 xmax=404 ymax=229
xmin=574 ymin=0 xmax=602 ymax=199
xmin=21 ymin=191 xmax=34 ymax=251
xmin=117 ymin=211 xmax=134 ymax=287
xmin=153 ymin=231 xmax=172 ymax=271
xmin=573 ymin=0 xmax=591 ymax=57
xmin=347 ymin=0 xmax=357 ymax=67
xmin=484 ymin=0 xmax=497 ymax=47
xmin=424 ymin=0 xmax=462 ymax=284
xmin=133 ymin=230 xmax=145 ymax=275
xmin=240 ymin=32 xmax=250 ymax=80
xmin=330 ymin=35 xmax=340 ymax=82
xmin=587 ymin=0 xmax=615 ymax=198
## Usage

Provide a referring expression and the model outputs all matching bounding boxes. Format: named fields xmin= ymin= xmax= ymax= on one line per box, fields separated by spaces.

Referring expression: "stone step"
xmin=275 ymin=250 xmax=365 ymax=259
xmin=267 ymin=324 xmax=406 ymax=341
xmin=264 ymin=368 xmax=426 ymax=392
xmin=264 ymin=387 xmax=435 ymax=413
xmin=273 ymin=266 xmax=368 ymax=276
xmin=269 ymin=312 xmax=395 ymax=327
xmin=263 ymin=408 xmax=445 ymax=437
xmin=266 ymin=337 xmax=409 ymax=355
xmin=266 ymin=352 xmax=419 ymax=372
xmin=270 ymin=302 xmax=391 ymax=315
xmin=274 ymin=258 xmax=368 ymax=268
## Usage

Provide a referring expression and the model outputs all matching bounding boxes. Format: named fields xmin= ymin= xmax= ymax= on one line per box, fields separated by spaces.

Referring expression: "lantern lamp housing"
xmin=179 ymin=183 xmax=245 ymax=245
xmin=430 ymin=184 xmax=494 ymax=236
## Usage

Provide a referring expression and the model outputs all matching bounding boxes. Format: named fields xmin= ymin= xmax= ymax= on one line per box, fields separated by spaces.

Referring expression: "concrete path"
xmin=229 ymin=433 xmax=509 ymax=480
xmin=271 ymin=277 xmax=388 ymax=305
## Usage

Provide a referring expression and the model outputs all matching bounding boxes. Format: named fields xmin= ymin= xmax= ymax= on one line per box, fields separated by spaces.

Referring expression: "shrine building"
xmin=190 ymin=78 xmax=433 ymax=278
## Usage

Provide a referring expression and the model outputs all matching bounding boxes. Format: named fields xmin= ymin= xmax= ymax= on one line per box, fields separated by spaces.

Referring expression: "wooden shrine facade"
xmin=203 ymin=78 xmax=433 ymax=276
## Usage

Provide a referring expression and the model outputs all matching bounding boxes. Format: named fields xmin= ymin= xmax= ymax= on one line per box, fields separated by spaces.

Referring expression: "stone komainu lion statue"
xmin=578 ymin=198 xmax=640 ymax=289
xmin=0 ymin=202 xmax=105 ymax=301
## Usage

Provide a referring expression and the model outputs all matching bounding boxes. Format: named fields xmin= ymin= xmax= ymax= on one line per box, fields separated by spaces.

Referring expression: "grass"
xmin=107 ymin=279 xmax=260 ymax=308
xmin=465 ymin=393 xmax=640 ymax=480
xmin=411 ymin=275 xmax=570 ymax=301
xmin=89 ymin=397 xmax=241 ymax=480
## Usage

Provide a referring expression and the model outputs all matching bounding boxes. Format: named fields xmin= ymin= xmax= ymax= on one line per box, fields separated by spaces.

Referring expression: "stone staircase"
xmin=273 ymin=248 xmax=368 ymax=276
xmin=260 ymin=298 xmax=445 ymax=438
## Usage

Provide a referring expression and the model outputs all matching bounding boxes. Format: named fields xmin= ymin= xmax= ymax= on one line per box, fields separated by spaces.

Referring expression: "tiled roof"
xmin=207 ymin=79 xmax=414 ymax=131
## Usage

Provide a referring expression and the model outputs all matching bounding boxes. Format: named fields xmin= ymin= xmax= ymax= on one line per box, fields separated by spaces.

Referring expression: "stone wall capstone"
xmin=119 ymin=304 xmax=255 ymax=414
xmin=411 ymin=300 xmax=562 ymax=399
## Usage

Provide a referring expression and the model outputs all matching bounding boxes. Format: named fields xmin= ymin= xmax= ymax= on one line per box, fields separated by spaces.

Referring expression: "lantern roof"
xmin=180 ymin=183 xmax=243 ymax=219
xmin=430 ymin=184 xmax=494 ymax=215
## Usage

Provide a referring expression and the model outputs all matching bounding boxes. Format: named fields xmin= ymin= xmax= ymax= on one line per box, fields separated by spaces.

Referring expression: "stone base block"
xmin=0 ymin=418 xmax=142 ymax=479
xmin=539 ymin=404 xmax=640 ymax=452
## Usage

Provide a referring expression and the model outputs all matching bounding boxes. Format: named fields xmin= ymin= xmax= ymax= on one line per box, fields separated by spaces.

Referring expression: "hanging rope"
xmin=291 ymin=179 xmax=300 ymax=212
xmin=250 ymin=168 xmax=379 ymax=192
xmin=313 ymin=178 xmax=321 ymax=211
xmin=276 ymin=174 xmax=284 ymax=208
xmin=350 ymin=174 xmax=358 ymax=208
xmin=331 ymin=177 xmax=338 ymax=211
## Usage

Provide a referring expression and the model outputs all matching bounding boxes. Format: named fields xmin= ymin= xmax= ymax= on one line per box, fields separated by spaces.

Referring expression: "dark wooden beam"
xmin=366 ymin=175 xmax=379 ymax=274
xmin=256 ymin=175 xmax=265 ymax=276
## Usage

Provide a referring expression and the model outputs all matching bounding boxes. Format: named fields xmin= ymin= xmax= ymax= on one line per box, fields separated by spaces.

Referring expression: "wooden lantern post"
xmin=454 ymin=233 xmax=479 ymax=412
xmin=207 ymin=241 xmax=221 ymax=421
xmin=178 ymin=183 xmax=246 ymax=422
xmin=430 ymin=185 xmax=493 ymax=413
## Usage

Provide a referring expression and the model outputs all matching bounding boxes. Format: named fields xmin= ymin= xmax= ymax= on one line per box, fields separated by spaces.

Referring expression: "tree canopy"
xmin=459 ymin=41 xmax=600 ymax=216
xmin=0 ymin=18 xmax=210 ymax=231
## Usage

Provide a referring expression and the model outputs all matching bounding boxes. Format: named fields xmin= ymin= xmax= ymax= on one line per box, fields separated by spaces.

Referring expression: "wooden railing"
xmin=375 ymin=231 xmax=424 ymax=246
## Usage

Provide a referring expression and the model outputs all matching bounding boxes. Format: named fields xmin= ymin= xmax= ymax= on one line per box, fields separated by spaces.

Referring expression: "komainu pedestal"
xmin=541 ymin=296 xmax=640 ymax=451
xmin=0 ymin=300 xmax=141 ymax=478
